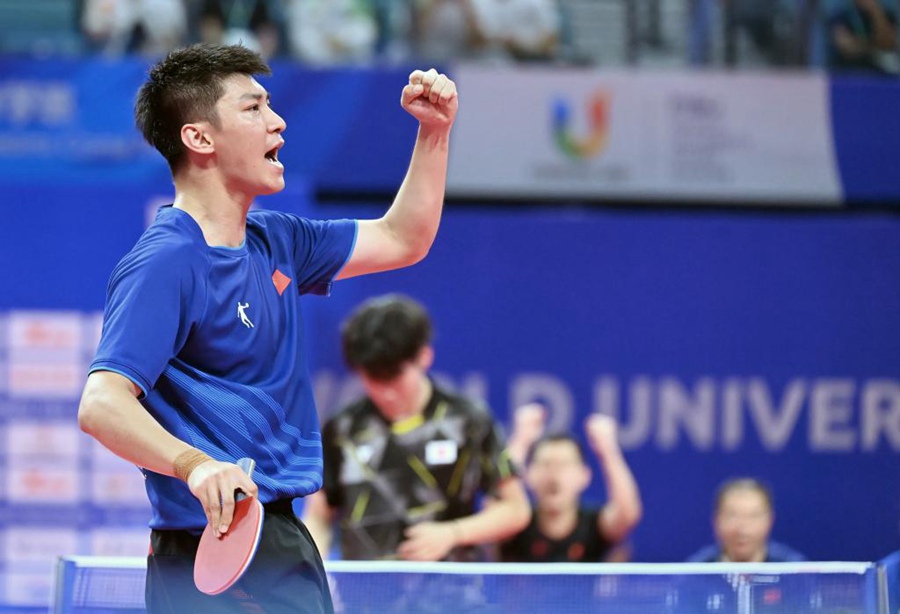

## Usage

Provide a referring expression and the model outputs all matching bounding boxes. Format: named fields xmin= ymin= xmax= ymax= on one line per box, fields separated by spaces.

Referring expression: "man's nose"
xmin=269 ymin=109 xmax=286 ymax=133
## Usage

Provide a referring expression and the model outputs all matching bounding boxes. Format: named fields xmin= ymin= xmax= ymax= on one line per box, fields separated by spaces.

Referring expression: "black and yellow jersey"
xmin=321 ymin=383 xmax=516 ymax=561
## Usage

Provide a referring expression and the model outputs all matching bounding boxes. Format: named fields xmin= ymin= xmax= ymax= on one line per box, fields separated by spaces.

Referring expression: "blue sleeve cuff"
xmin=88 ymin=361 xmax=151 ymax=398
xmin=332 ymin=219 xmax=359 ymax=282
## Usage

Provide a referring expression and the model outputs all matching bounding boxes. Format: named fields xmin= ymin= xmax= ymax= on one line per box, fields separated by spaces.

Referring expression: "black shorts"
xmin=146 ymin=499 xmax=334 ymax=614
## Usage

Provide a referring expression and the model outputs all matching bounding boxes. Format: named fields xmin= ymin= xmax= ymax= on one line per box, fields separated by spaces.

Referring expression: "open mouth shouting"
xmin=265 ymin=141 xmax=284 ymax=168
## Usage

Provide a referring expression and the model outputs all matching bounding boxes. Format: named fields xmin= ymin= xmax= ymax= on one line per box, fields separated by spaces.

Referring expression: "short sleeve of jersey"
xmin=476 ymin=413 xmax=518 ymax=497
xmin=278 ymin=213 xmax=357 ymax=296
xmin=89 ymin=242 xmax=204 ymax=396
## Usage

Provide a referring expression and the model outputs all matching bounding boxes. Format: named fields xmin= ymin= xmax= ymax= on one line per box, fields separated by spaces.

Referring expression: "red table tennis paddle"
xmin=193 ymin=457 xmax=264 ymax=596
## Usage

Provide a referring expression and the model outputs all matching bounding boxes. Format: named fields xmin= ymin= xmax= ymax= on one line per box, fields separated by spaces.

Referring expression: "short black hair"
xmin=526 ymin=433 xmax=587 ymax=466
xmin=341 ymin=294 xmax=433 ymax=381
xmin=134 ymin=44 xmax=271 ymax=173
xmin=714 ymin=477 xmax=774 ymax=514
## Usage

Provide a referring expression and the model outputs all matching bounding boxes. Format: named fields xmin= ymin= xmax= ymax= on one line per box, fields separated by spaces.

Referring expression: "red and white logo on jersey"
xmin=425 ymin=440 xmax=458 ymax=466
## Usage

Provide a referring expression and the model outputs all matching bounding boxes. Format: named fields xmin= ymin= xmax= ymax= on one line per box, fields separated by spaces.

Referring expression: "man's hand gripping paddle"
xmin=194 ymin=457 xmax=264 ymax=595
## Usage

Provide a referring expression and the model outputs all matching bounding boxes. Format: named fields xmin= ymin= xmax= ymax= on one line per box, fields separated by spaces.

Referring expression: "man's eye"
xmin=249 ymin=104 xmax=259 ymax=111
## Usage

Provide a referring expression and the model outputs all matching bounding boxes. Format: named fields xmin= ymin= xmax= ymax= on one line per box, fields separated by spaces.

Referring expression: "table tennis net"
xmin=53 ymin=557 xmax=882 ymax=614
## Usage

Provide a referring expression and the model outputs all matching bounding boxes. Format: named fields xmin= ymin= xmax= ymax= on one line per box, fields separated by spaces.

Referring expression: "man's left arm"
xmin=588 ymin=415 xmax=643 ymax=544
xmin=336 ymin=68 xmax=458 ymax=280
xmin=397 ymin=477 xmax=531 ymax=561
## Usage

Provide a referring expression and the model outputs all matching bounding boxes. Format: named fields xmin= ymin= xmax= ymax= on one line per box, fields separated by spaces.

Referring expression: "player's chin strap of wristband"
xmin=173 ymin=449 xmax=214 ymax=483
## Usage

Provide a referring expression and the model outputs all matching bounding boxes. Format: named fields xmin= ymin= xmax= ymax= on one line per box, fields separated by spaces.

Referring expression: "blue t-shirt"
xmin=90 ymin=205 xmax=357 ymax=531
xmin=687 ymin=540 xmax=806 ymax=563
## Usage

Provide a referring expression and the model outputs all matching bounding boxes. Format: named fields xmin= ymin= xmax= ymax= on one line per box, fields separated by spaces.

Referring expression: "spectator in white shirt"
xmin=82 ymin=0 xmax=188 ymax=56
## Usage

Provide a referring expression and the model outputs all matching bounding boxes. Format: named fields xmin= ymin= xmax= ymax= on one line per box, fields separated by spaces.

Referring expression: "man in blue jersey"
xmin=77 ymin=43 xmax=457 ymax=613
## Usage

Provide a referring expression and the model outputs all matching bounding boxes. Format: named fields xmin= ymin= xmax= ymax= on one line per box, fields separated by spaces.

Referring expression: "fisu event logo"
xmin=552 ymin=91 xmax=611 ymax=159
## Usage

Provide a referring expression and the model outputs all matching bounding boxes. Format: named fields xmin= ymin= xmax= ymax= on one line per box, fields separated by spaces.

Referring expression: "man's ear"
xmin=181 ymin=122 xmax=214 ymax=155
xmin=417 ymin=345 xmax=435 ymax=371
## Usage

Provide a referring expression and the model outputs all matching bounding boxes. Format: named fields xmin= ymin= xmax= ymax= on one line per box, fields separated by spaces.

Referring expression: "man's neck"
xmin=536 ymin=505 xmax=580 ymax=540
xmin=721 ymin=548 xmax=767 ymax=563
xmin=407 ymin=377 xmax=435 ymax=419
xmin=382 ymin=377 xmax=434 ymax=424
xmin=173 ymin=173 xmax=253 ymax=248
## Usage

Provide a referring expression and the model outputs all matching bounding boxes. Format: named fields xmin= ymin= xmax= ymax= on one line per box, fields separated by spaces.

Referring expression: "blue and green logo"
xmin=552 ymin=92 xmax=611 ymax=159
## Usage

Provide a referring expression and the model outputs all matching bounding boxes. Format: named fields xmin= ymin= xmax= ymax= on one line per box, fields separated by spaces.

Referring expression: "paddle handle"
xmin=235 ymin=457 xmax=256 ymax=502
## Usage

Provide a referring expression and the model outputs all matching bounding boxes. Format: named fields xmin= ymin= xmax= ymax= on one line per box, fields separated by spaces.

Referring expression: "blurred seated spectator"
xmin=689 ymin=0 xmax=812 ymax=67
xmin=723 ymin=0 xmax=785 ymax=66
xmin=370 ymin=0 xmax=416 ymax=61
xmin=638 ymin=0 xmax=665 ymax=50
xmin=828 ymin=0 xmax=898 ymax=74
xmin=412 ymin=0 xmax=483 ymax=62
xmin=197 ymin=0 xmax=282 ymax=59
xmin=688 ymin=478 xmax=805 ymax=563
xmin=501 ymin=406 xmax=642 ymax=562
xmin=81 ymin=0 xmax=187 ymax=56
xmin=469 ymin=0 xmax=562 ymax=62
xmin=284 ymin=0 xmax=377 ymax=65
xmin=412 ymin=0 xmax=560 ymax=64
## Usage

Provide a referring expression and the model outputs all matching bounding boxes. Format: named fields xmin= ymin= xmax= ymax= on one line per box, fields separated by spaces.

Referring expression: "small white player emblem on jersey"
xmin=237 ymin=302 xmax=254 ymax=328
xmin=425 ymin=440 xmax=458 ymax=465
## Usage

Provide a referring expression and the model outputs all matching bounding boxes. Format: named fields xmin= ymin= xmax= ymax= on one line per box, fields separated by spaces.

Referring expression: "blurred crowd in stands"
xmin=2 ymin=0 xmax=897 ymax=74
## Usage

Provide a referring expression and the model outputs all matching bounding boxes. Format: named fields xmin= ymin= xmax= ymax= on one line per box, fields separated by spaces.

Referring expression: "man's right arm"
xmin=78 ymin=370 xmax=257 ymax=535
xmin=505 ymin=403 xmax=547 ymax=469
xmin=79 ymin=371 xmax=191 ymax=476
xmin=302 ymin=490 xmax=337 ymax=557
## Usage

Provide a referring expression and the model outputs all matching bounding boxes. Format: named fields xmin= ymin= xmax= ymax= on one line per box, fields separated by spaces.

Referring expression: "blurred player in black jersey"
xmin=303 ymin=294 xmax=530 ymax=562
